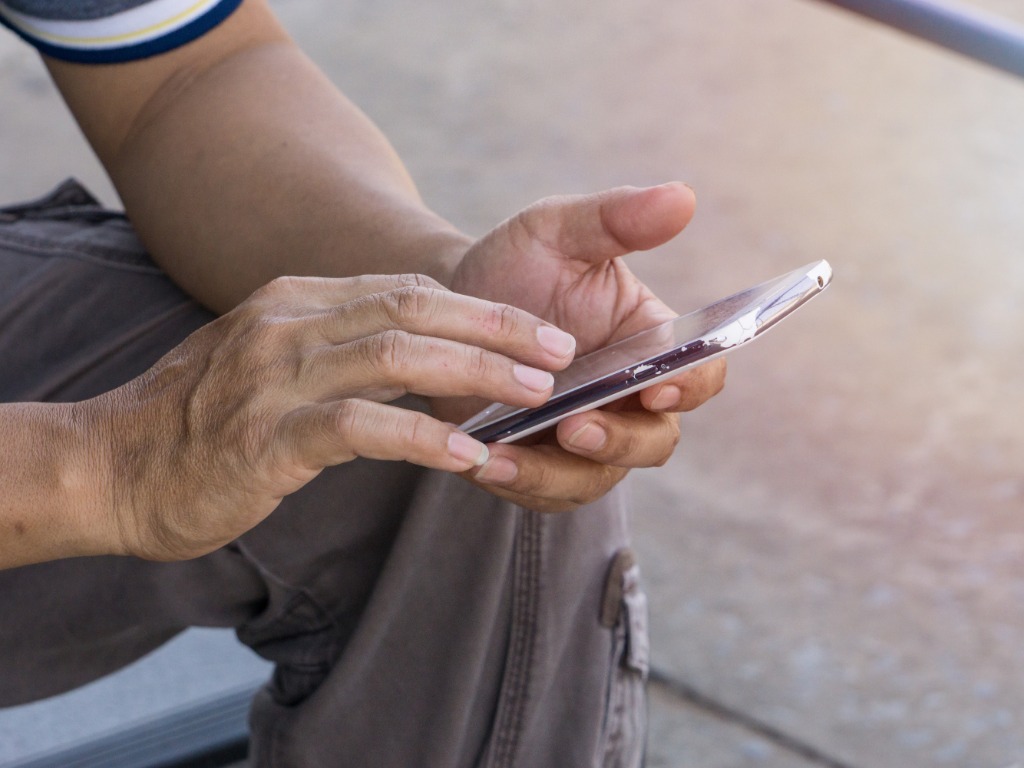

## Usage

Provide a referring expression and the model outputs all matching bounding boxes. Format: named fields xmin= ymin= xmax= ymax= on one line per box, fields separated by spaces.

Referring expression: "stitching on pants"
xmin=487 ymin=510 xmax=543 ymax=768
xmin=0 ymin=179 xmax=160 ymax=274
xmin=0 ymin=228 xmax=162 ymax=274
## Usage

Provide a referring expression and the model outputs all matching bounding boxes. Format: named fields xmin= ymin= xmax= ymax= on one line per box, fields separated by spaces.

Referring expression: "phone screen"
xmin=460 ymin=260 xmax=832 ymax=443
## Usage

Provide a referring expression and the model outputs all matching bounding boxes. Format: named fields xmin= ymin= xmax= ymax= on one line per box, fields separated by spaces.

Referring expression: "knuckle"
xmin=652 ymin=419 xmax=681 ymax=467
xmin=219 ymin=312 xmax=289 ymax=368
xmin=591 ymin=419 xmax=641 ymax=464
xmin=333 ymin=399 xmax=368 ymax=437
xmin=227 ymin=299 xmax=301 ymax=353
xmin=385 ymin=285 xmax=436 ymax=325
xmin=464 ymin=345 xmax=494 ymax=381
xmin=490 ymin=302 xmax=524 ymax=341
xmin=289 ymin=344 xmax=321 ymax=384
xmin=248 ymin=316 xmax=293 ymax=358
xmin=254 ymin=275 xmax=303 ymax=301
xmin=223 ymin=299 xmax=269 ymax=333
xmin=405 ymin=412 xmax=439 ymax=452
xmin=615 ymin=426 xmax=646 ymax=463
xmin=509 ymin=455 xmax=555 ymax=498
xmin=711 ymin=359 xmax=728 ymax=395
xmin=677 ymin=359 xmax=728 ymax=411
xmin=523 ymin=467 xmax=557 ymax=499
xmin=572 ymin=464 xmax=625 ymax=506
xmin=667 ymin=414 xmax=682 ymax=447
xmin=369 ymin=329 xmax=414 ymax=375
xmin=393 ymin=273 xmax=446 ymax=292
xmin=268 ymin=274 xmax=300 ymax=291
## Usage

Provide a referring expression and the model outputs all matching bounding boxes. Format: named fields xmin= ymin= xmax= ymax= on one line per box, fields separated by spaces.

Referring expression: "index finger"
xmin=315 ymin=286 xmax=577 ymax=370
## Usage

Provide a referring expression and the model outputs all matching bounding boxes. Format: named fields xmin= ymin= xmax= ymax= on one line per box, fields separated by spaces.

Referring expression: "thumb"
xmin=518 ymin=182 xmax=696 ymax=265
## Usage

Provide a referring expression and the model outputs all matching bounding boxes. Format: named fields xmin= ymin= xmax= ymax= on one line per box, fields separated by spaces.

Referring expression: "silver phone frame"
xmin=459 ymin=260 xmax=833 ymax=444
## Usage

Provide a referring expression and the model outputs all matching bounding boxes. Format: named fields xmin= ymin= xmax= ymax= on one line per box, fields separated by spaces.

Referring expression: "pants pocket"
xmin=236 ymin=583 xmax=341 ymax=708
xmin=599 ymin=548 xmax=650 ymax=768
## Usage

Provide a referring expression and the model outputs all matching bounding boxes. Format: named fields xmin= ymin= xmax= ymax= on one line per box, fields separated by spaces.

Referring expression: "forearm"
xmin=114 ymin=43 xmax=471 ymax=313
xmin=46 ymin=5 xmax=471 ymax=314
xmin=0 ymin=404 xmax=111 ymax=569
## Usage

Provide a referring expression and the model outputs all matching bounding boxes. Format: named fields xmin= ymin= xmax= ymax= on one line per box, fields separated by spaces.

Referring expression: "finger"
xmin=279 ymin=399 xmax=490 ymax=474
xmin=311 ymin=330 xmax=558 ymax=406
xmin=312 ymin=285 xmax=576 ymax=368
xmin=461 ymin=480 xmax=582 ymax=515
xmin=467 ymin=442 xmax=629 ymax=511
xmin=516 ymin=182 xmax=696 ymax=265
xmin=556 ymin=407 xmax=680 ymax=468
xmin=639 ymin=358 xmax=727 ymax=413
xmin=252 ymin=273 xmax=446 ymax=311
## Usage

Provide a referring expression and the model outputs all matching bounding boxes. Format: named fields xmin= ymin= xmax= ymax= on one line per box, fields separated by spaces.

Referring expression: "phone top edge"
xmin=743 ymin=259 xmax=832 ymax=342
xmin=805 ymin=259 xmax=833 ymax=293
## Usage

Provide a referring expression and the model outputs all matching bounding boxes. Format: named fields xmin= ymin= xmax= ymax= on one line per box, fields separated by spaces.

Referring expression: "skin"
xmin=0 ymin=0 xmax=724 ymax=568
xmin=0 ymin=276 xmax=577 ymax=566
xmin=445 ymin=184 xmax=727 ymax=511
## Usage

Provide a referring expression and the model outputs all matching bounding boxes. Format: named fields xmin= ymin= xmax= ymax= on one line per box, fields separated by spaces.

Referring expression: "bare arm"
xmin=0 ymin=275 xmax=577 ymax=569
xmin=0 ymin=1 xmax=484 ymax=568
xmin=6 ymin=0 xmax=724 ymax=553
xmin=45 ymin=0 xmax=471 ymax=314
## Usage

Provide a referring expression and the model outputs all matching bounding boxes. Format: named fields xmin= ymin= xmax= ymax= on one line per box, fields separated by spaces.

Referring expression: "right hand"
xmin=82 ymin=274 xmax=576 ymax=562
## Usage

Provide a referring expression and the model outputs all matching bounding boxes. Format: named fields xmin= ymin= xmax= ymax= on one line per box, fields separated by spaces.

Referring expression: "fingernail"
xmin=513 ymin=364 xmax=555 ymax=393
xmin=567 ymin=422 xmax=607 ymax=453
xmin=536 ymin=325 xmax=576 ymax=359
xmin=474 ymin=455 xmax=518 ymax=484
xmin=650 ymin=385 xmax=681 ymax=411
xmin=448 ymin=432 xmax=489 ymax=466
xmin=658 ymin=180 xmax=693 ymax=192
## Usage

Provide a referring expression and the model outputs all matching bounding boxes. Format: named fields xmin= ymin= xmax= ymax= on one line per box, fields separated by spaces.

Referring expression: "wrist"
xmin=65 ymin=398 xmax=128 ymax=558
xmin=415 ymin=224 xmax=474 ymax=288
xmin=0 ymin=402 xmax=118 ymax=568
xmin=47 ymin=401 xmax=122 ymax=560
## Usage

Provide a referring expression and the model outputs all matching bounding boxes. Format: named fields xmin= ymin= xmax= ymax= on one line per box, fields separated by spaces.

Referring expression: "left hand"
xmin=438 ymin=183 xmax=727 ymax=512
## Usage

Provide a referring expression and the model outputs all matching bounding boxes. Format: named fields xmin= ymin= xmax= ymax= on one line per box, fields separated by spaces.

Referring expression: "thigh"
xmin=0 ymin=182 xmax=439 ymax=712
xmin=0 ymin=180 xmax=210 ymax=403
xmin=242 ymin=466 xmax=647 ymax=768
xmin=0 ymin=181 xmax=266 ymax=705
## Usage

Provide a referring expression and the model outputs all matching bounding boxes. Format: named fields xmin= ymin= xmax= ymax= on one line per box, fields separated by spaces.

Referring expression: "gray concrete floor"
xmin=3 ymin=0 xmax=1024 ymax=766
xmin=0 ymin=630 xmax=269 ymax=765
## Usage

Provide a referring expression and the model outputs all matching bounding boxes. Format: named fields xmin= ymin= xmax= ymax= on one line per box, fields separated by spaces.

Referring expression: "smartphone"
xmin=458 ymin=260 xmax=833 ymax=444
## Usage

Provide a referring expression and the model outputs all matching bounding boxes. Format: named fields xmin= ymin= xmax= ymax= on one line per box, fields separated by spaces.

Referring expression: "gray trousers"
xmin=0 ymin=181 xmax=650 ymax=768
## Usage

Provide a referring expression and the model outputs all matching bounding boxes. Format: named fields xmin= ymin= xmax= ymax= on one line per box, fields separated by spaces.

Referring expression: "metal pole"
xmin=4 ymin=685 xmax=256 ymax=768
xmin=812 ymin=0 xmax=1024 ymax=79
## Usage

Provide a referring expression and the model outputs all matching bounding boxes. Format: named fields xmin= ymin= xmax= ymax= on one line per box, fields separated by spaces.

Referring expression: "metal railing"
xmin=2 ymin=685 xmax=255 ymax=768
xmin=813 ymin=0 xmax=1024 ymax=79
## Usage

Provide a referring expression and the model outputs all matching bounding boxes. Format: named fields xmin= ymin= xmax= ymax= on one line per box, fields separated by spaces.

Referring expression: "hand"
xmin=84 ymin=274 xmax=576 ymax=561
xmin=442 ymin=183 xmax=727 ymax=512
